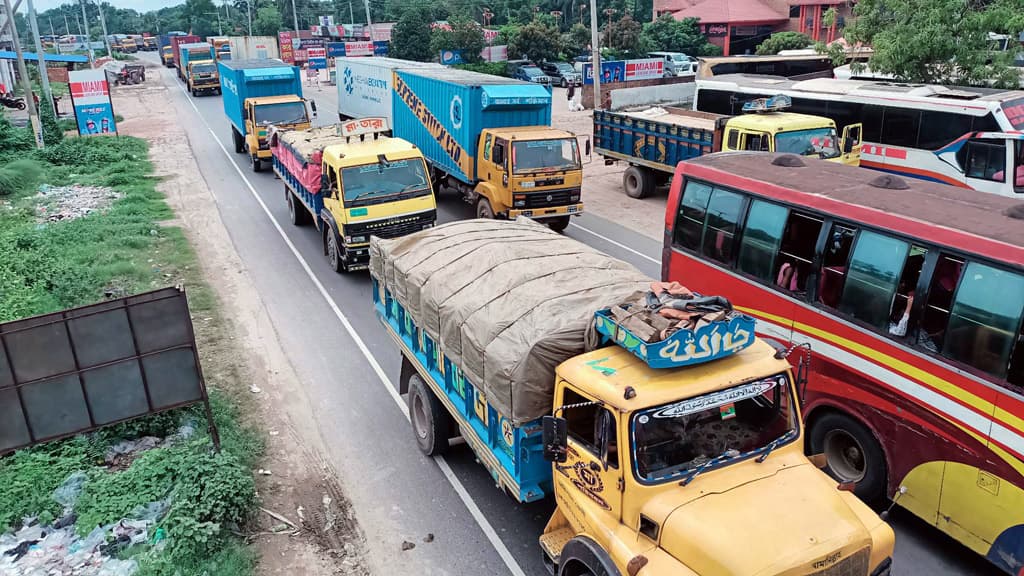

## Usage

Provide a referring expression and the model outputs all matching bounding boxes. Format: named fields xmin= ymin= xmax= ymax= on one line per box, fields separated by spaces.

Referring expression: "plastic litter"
xmin=105 ymin=436 xmax=161 ymax=466
xmin=53 ymin=471 xmax=89 ymax=509
xmin=130 ymin=498 xmax=171 ymax=524
xmin=0 ymin=521 xmax=137 ymax=576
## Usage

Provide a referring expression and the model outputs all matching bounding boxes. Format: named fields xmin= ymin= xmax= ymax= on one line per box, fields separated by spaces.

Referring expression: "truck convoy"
xmin=371 ymin=218 xmax=896 ymax=576
xmin=219 ymin=60 xmax=316 ymax=172
xmin=594 ymin=96 xmax=863 ymax=198
xmin=271 ymin=118 xmax=437 ymax=272
xmin=169 ymin=34 xmax=200 ymax=74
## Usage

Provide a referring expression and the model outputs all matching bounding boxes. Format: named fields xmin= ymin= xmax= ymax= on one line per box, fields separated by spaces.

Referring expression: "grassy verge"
xmin=0 ymin=115 xmax=261 ymax=576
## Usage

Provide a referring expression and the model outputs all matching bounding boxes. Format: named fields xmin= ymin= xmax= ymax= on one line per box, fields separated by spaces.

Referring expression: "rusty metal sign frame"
xmin=0 ymin=286 xmax=220 ymax=455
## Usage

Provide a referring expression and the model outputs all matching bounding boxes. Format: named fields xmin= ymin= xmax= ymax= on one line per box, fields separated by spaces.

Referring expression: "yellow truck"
xmin=595 ymin=95 xmax=862 ymax=198
xmin=272 ymin=119 xmax=437 ymax=272
xmin=371 ymin=219 xmax=895 ymax=576
xmin=186 ymin=60 xmax=220 ymax=96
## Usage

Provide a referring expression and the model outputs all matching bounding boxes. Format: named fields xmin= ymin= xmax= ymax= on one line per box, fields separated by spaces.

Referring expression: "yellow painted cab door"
xmin=841 ymin=123 xmax=863 ymax=165
xmin=558 ymin=385 xmax=623 ymax=533
xmin=322 ymin=163 xmax=342 ymax=223
xmin=478 ymin=134 xmax=510 ymax=216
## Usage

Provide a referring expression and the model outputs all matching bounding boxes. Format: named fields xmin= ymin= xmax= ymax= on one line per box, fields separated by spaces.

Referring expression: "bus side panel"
xmin=372 ymin=280 xmax=551 ymax=503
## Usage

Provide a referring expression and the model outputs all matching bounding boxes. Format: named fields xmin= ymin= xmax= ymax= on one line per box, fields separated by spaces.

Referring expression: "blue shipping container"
xmin=219 ymin=60 xmax=303 ymax=136
xmin=157 ymin=34 xmax=171 ymax=52
xmin=179 ymin=43 xmax=214 ymax=71
xmin=392 ymin=68 xmax=552 ymax=185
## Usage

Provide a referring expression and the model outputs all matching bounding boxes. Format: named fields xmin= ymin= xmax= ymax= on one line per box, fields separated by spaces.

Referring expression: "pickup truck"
xmin=271 ymin=118 xmax=437 ymax=272
xmin=594 ymin=97 xmax=863 ymax=198
xmin=371 ymin=218 xmax=896 ymax=576
xmin=219 ymin=60 xmax=316 ymax=172
xmin=392 ymin=66 xmax=587 ymax=232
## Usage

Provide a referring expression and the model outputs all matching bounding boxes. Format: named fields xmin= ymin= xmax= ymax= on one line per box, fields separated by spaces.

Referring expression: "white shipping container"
xmin=226 ymin=36 xmax=280 ymax=61
xmin=335 ymin=57 xmax=444 ymax=125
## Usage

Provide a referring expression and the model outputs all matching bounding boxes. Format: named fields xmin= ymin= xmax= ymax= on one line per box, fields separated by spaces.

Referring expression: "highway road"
xmin=146 ymin=56 xmax=999 ymax=575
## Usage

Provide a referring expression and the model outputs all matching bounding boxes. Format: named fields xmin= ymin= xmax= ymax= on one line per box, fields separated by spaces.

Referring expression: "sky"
xmin=30 ymin=0 xmax=182 ymax=14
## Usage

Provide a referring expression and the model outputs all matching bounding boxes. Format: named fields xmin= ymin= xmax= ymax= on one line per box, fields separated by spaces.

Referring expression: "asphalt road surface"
xmin=147 ymin=55 xmax=1000 ymax=576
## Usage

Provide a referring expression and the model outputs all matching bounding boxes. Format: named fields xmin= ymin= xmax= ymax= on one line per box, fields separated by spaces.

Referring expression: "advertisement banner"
xmin=439 ymin=50 xmax=464 ymax=65
xmin=326 ymin=41 xmax=380 ymax=57
xmin=582 ymin=60 xmax=625 ymax=84
xmin=625 ymin=58 xmax=664 ymax=81
xmin=279 ymin=31 xmax=294 ymax=63
xmin=483 ymin=28 xmax=500 ymax=44
xmin=481 ymin=45 xmax=508 ymax=62
xmin=307 ymin=47 xmax=327 ymax=70
xmin=318 ymin=15 xmax=334 ymax=27
xmin=68 ymin=69 xmax=116 ymax=136
xmin=369 ymin=23 xmax=394 ymax=42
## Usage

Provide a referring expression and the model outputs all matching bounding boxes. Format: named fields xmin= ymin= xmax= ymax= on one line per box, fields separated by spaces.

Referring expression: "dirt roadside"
xmin=111 ymin=65 xmax=371 ymax=576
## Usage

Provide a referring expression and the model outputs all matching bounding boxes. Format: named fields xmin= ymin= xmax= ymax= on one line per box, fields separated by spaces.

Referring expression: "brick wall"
xmin=582 ymin=75 xmax=695 ymax=109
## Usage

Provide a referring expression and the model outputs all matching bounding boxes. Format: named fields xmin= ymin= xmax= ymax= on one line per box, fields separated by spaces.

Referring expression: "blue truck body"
xmin=273 ymin=155 xmax=323 ymax=223
xmin=180 ymin=42 xmax=214 ymax=71
xmin=391 ymin=68 xmax=552 ymax=185
xmin=218 ymin=60 xmax=303 ymax=137
xmin=593 ymin=109 xmax=720 ymax=175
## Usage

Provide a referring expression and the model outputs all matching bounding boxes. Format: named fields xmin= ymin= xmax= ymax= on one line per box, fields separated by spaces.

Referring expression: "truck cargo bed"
xmin=594 ymin=107 xmax=727 ymax=173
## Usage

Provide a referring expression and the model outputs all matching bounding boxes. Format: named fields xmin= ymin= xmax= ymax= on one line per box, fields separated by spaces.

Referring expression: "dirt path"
xmin=112 ymin=65 xmax=370 ymax=576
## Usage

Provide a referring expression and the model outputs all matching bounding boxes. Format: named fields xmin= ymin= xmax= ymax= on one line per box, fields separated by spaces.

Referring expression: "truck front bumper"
xmin=508 ymin=203 xmax=583 ymax=220
xmin=342 ymin=243 xmax=371 ymax=271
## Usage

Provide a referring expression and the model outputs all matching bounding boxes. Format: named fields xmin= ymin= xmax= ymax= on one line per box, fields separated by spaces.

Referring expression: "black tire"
xmin=250 ymin=152 xmax=262 ymax=172
xmin=325 ymin=227 xmax=344 ymax=273
xmin=560 ymin=78 xmax=568 ymax=88
xmin=809 ymin=412 xmax=888 ymax=505
xmin=216 ymin=88 xmax=222 ymax=95
xmin=232 ymin=129 xmax=244 ymax=154
xmin=286 ymin=188 xmax=309 ymax=226
xmin=407 ymin=372 xmax=451 ymax=456
xmin=17 ymin=101 xmax=26 ymax=110
xmin=476 ymin=197 xmax=495 ymax=219
xmin=547 ymin=216 xmax=571 ymax=233
xmin=623 ymin=166 xmax=654 ymax=199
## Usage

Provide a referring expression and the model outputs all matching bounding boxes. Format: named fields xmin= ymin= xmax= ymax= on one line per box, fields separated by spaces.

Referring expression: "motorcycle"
xmin=1 ymin=95 xmax=26 ymax=110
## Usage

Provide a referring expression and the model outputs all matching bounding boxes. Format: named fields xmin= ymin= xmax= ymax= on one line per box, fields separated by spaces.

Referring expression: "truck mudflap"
xmin=508 ymin=203 xmax=583 ymax=220
xmin=373 ymin=280 xmax=551 ymax=503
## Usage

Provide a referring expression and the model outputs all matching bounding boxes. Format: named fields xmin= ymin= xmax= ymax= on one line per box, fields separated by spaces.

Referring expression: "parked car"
xmin=648 ymin=51 xmax=697 ymax=77
xmin=513 ymin=64 xmax=552 ymax=86
xmin=540 ymin=61 xmax=582 ymax=87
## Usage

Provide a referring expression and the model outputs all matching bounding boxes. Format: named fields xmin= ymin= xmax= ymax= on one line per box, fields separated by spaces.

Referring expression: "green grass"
xmin=0 ymin=134 xmax=261 ymax=576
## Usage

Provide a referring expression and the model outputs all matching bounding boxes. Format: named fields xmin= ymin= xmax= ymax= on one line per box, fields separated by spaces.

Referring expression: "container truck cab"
xmin=160 ymin=45 xmax=174 ymax=67
xmin=242 ymin=95 xmax=312 ymax=169
xmin=187 ymin=60 xmax=220 ymax=96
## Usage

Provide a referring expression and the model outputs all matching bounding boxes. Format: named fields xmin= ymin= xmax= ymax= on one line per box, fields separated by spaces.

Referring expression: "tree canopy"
xmin=602 ymin=14 xmax=642 ymax=57
xmin=755 ymin=31 xmax=812 ymax=55
xmin=253 ymin=5 xmax=283 ymax=36
xmin=509 ymin=18 xmax=562 ymax=62
xmin=431 ymin=17 xmax=486 ymax=64
xmin=639 ymin=15 xmax=720 ymax=56
xmin=390 ymin=7 xmax=433 ymax=62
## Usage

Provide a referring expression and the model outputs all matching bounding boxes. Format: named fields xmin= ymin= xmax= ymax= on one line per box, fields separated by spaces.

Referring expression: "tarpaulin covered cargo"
xmin=269 ymin=124 xmax=349 ymax=192
xmin=370 ymin=218 xmax=650 ymax=424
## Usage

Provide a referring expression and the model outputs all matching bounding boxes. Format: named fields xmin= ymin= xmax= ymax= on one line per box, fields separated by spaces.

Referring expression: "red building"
xmin=654 ymin=0 xmax=850 ymax=56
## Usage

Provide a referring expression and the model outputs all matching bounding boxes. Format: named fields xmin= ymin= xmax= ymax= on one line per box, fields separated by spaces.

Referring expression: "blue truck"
xmin=157 ymin=34 xmax=174 ymax=67
xmin=218 ymin=60 xmax=316 ymax=172
xmin=179 ymin=43 xmax=218 ymax=96
xmin=391 ymin=66 xmax=587 ymax=232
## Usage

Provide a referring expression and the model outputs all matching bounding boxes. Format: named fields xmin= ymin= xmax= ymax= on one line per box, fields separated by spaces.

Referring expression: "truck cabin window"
xmin=192 ymin=63 xmax=217 ymax=75
xmin=633 ymin=374 xmax=797 ymax=484
xmin=513 ymin=139 xmax=580 ymax=174
xmin=253 ymin=102 xmax=308 ymax=126
xmin=340 ymin=159 xmax=429 ymax=203
xmin=774 ymin=128 xmax=841 ymax=159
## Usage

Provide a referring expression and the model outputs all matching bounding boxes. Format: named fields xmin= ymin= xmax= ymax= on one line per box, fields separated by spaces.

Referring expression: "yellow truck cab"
xmin=160 ymin=46 xmax=174 ymax=67
xmin=721 ymin=110 xmax=863 ymax=166
xmin=187 ymin=60 xmax=221 ymax=96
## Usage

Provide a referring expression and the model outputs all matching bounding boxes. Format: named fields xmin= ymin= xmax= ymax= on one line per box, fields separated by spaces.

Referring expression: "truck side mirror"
xmin=242 ymin=107 xmax=249 ymax=120
xmin=542 ymin=416 xmax=568 ymax=463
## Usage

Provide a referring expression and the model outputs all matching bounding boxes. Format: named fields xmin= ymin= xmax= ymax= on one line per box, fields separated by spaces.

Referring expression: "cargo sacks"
xmin=370 ymin=218 xmax=650 ymax=425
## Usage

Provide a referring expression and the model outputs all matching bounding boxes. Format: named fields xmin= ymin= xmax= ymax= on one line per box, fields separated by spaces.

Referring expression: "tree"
xmin=391 ymin=7 xmax=433 ymax=62
xmin=182 ymin=0 xmax=218 ymax=36
xmin=561 ymin=23 xmax=590 ymax=58
xmin=755 ymin=31 xmax=813 ymax=55
xmin=253 ymin=5 xmax=282 ymax=36
xmin=510 ymin=19 xmax=561 ymax=62
xmin=602 ymin=14 xmax=642 ymax=57
xmin=838 ymin=0 xmax=1022 ymax=87
xmin=431 ymin=17 xmax=486 ymax=64
xmin=640 ymin=15 xmax=718 ymax=56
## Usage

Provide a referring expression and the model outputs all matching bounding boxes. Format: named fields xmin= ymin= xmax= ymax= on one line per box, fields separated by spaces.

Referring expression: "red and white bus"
xmin=662 ymin=152 xmax=1024 ymax=574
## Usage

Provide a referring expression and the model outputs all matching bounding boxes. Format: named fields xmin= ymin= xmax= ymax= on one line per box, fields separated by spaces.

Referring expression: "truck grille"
xmin=524 ymin=189 xmax=577 ymax=209
xmin=350 ymin=210 xmax=435 ymax=239
xmin=808 ymin=548 xmax=869 ymax=576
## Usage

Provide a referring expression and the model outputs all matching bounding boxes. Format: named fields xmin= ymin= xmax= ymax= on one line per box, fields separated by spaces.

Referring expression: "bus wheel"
xmin=408 ymin=373 xmax=451 ymax=456
xmin=623 ymin=166 xmax=653 ymax=199
xmin=476 ymin=197 xmax=495 ymax=219
xmin=810 ymin=412 xmax=887 ymax=505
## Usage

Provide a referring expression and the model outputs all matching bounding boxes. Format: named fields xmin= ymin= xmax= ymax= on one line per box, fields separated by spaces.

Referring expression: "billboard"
xmin=68 ymin=69 xmax=116 ymax=136
xmin=307 ymin=46 xmax=327 ymax=70
xmin=326 ymin=40 xmax=387 ymax=57
xmin=279 ymin=31 xmax=295 ymax=63
xmin=583 ymin=58 xmax=664 ymax=84
xmin=439 ymin=50 xmax=464 ymax=65
xmin=582 ymin=60 xmax=625 ymax=84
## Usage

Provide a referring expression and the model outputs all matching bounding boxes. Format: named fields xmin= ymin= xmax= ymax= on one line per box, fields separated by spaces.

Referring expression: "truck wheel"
xmin=623 ymin=166 xmax=654 ymax=199
xmin=408 ymin=373 xmax=451 ymax=456
xmin=476 ymin=197 xmax=495 ymax=219
xmin=809 ymin=412 xmax=888 ymax=506
xmin=286 ymin=188 xmax=310 ymax=226
xmin=325 ymin=228 xmax=345 ymax=273
xmin=231 ymin=129 xmax=244 ymax=154
xmin=547 ymin=216 xmax=571 ymax=233
xmin=250 ymin=153 xmax=262 ymax=172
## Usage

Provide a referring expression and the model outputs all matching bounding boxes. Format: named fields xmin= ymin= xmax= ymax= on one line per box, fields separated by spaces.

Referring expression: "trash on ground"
xmin=53 ymin=471 xmax=89 ymax=509
xmin=35 ymin=184 xmax=121 ymax=223
xmin=0 ymin=520 xmax=139 ymax=576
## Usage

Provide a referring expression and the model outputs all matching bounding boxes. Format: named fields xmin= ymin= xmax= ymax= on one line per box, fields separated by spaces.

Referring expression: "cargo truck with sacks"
xmin=371 ymin=219 xmax=895 ymax=576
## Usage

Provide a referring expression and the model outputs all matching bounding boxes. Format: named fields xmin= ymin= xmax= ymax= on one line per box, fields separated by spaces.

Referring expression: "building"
xmin=654 ymin=0 xmax=853 ymax=55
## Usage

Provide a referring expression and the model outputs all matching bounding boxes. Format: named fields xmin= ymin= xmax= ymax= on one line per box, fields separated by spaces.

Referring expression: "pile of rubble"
xmin=609 ymin=282 xmax=739 ymax=343
xmin=36 ymin=184 xmax=121 ymax=223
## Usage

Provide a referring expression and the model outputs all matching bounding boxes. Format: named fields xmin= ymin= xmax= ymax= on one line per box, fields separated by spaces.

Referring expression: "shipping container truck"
xmin=142 ymin=36 xmax=156 ymax=51
xmin=334 ymin=57 xmax=443 ymax=124
xmin=158 ymin=35 xmax=175 ymax=66
xmin=393 ymin=67 xmax=587 ymax=233
xmin=170 ymin=34 xmax=200 ymax=74
xmin=177 ymin=42 xmax=215 ymax=82
xmin=594 ymin=96 xmax=863 ymax=199
xmin=371 ymin=218 xmax=896 ymax=576
xmin=219 ymin=59 xmax=316 ymax=172
xmin=226 ymin=36 xmax=280 ymax=61
xmin=271 ymin=118 xmax=437 ymax=272
xmin=187 ymin=59 xmax=221 ymax=97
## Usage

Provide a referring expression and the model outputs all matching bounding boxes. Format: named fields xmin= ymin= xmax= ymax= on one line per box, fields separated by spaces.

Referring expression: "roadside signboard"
xmin=68 ymin=69 xmax=116 ymax=136
xmin=279 ymin=31 xmax=294 ymax=63
xmin=307 ymin=46 xmax=327 ymax=70
xmin=583 ymin=58 xmax=664 ymax=84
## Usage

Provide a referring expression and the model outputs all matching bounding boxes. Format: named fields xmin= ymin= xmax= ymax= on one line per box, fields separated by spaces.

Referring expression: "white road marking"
xmin=569 ymin=221 xmax=661 ymax=265
xmin=171 ymin=73 xmax=527 ymax=576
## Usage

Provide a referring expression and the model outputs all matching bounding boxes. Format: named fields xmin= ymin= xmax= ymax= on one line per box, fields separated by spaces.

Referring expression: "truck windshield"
xmin=340 ymin=159 xmax=430 ymax=204
xmin=192 ymin=64 xmax=216 ymax=74
xmin=632 ymin=373 xmax=797 ymax=484
xmin=254 ymin=102 xmax=308 ymax=126
xmin=513 ymin=139 xmax=580 ymax=173
xmin=774 ymin=127 xmax=841 ymax=159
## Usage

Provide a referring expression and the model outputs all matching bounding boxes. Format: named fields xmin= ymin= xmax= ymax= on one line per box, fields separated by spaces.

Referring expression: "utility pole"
xmin=96 ymin=1 xmax=110 ymax=57
xmin=361 ymin=0 xmax=371 ymax=25
xmin=63 ymin=11 xmax=69 ymax=35
xmin=26 ymin=0 xmax=54 ymax=116
xmin=79 ymin=0 xmax=93 ymax=65
xmin=588 ymin=0 xmax=600 ymax=110
xmin=0 ymin=0 xmax=22 ymax=34
xmin=348 ymin=1 xmax=353 ymax=25
xmin=290 ymin=0 xmax=299 ymax=32
xmin=3 ymin=0 xmax=43 ymax=147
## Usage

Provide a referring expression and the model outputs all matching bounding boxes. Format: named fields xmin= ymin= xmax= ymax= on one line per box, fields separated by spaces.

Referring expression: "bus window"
xmin=918 ymin=254 xmax=964 ymax=353
xmin=887 ymin=246 xmax=928 ymax=338
xmin=961 ymin=139 xmax=1006 ymax=182
xmin=1009 ymin=320 xmax=1024 ymax=390
xmin=861 ymin=105 xmax=884 ymax=144
xmin=943 ymin=263 xmax=1024 ymax=378
xmin=727 ymin=129 xmax=739 ymax=150
xmin=1013 ymin=140 xmax=1024 ymax=191
xmin=880 ymin=108 xmax=921 ymax=148
xmin=837 ymin=231 xmax=911 ymax=330
xmin=701 ymin=188 xmax=746 ymax=264
xmin=818 ymin=224 xmax=856 ymax=308
xmin=919 ymin=111 xmax=973 ymax=150
xmin=674 ymin=181 xmax=713 ymax=251
xmin=775 ymin=212 xmax=822 ymax=296
xmin=738 ymin=200 xmax=788 ymax=282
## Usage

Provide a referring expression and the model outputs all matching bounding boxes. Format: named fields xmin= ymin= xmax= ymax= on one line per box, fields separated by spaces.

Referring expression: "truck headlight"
xmin=514 ymin=200 xmax=526 ymax=207
xmin=570 ymin=194 xmax=580 ymax=202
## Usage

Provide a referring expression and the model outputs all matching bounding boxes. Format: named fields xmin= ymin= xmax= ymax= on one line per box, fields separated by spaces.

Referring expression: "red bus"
xmin=662 ymin=152 xmax=1024 ymax=574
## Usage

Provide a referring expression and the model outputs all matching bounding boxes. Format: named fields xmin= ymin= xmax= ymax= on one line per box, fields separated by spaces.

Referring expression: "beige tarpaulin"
xmin=370 ymin=218 xmax=651 ymax=424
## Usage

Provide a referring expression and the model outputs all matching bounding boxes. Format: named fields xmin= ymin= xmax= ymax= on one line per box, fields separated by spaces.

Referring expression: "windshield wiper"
xmin=679 ymin=449 xmax=740 ymax=486
xmin=755 ymin=429 xmax=797 ymax=463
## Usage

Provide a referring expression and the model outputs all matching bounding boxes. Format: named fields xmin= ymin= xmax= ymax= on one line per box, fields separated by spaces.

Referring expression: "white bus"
xmin=694 ymin=75 xmax=1024 ymax=197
